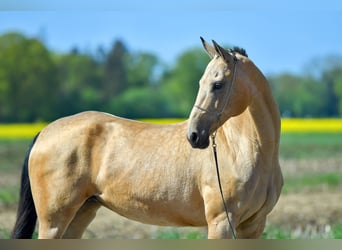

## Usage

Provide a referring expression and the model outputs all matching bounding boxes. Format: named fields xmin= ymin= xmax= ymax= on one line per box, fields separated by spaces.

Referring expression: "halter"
xmin=194 ymin=51 xmax=238 ymax=239
xmin=194 ymin=51 xmax=238 ymax=123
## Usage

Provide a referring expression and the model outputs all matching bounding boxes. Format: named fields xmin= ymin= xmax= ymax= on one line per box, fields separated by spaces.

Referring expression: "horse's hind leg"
xmin=32 ymin=178 xmax=92 ymax=238
xmin=62 ymin=197 xmax=101 ymax=238
xmin=37 ymin=204 xmax=83 ymax=239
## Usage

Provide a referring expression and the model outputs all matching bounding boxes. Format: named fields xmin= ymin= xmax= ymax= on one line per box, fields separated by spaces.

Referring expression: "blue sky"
xmin=1 ymin=0 xmax=342 ymax=75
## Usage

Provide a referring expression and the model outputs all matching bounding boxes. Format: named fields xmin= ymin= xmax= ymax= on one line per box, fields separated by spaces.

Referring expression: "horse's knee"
xmin=207 ymin=213 xmax=235 ymax=239
xmin=236 ymin=216 xmax=266 ymax=239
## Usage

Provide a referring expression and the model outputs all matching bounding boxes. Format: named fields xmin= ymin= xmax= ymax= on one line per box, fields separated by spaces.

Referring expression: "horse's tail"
xmin=11 ymin=133 xmax=40 ymax=239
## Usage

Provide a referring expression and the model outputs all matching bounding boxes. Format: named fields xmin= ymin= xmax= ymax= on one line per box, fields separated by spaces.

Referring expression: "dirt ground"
xmin=1 ymin=159 xmax=342 ymax=239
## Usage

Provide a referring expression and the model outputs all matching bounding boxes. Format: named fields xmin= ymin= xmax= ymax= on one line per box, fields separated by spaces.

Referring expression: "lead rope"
xmin=211 ymin=132 xmax=237 ymax=239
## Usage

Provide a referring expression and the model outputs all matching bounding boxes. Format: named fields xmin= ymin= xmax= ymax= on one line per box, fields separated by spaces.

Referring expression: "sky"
xmin=1 ymin=0 xmax=342 ymax=75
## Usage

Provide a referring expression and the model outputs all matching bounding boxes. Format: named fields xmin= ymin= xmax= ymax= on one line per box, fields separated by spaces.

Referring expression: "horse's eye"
xmin=213 ymin=82 xmax=223 ymax=91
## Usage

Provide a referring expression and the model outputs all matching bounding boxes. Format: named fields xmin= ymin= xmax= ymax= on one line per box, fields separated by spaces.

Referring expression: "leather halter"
xmin=194 ymin=51 xmax=238 ymax=122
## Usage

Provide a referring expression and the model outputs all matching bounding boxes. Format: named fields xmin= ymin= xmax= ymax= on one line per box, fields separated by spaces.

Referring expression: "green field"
xmin=1 ymin=132 xmax=342 ymax=239
xmin=280 ymin=133 xmax=342 ymax=159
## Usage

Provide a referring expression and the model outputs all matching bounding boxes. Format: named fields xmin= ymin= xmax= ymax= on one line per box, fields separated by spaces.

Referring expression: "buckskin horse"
xmin=11 ymin=38 xmax=283 ymax=239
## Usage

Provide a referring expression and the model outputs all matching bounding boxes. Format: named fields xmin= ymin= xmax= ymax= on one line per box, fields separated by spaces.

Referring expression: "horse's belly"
xmin=98 ymin=186 xmax=206 ymax=227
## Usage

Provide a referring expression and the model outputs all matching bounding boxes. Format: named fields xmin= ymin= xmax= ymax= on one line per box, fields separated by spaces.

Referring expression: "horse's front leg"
xmin=206 ymin=212 xmax=235 ymax=239
xmin=203 ymin=187 xmax=236 ymax=239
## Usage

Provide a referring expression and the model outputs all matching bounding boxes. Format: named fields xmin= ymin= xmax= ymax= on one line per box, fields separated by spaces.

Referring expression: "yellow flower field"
xmin=0 ymin=123 xmax=47 ymax=139
xmin=144 ymin=118 xmax=342 ymax=133
xmin=281 ymin=118 xmax=342 ymax=133
xmin=1 ymin=119 xmax=342 ymax=139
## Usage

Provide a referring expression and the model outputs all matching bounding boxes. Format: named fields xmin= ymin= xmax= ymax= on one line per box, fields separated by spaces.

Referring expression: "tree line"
xmin=1 ymin=32 xmax=342 ymax=123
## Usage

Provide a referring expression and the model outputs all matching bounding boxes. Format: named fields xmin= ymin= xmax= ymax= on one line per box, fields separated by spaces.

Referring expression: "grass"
xmin=332 ymin=224 xmax=342 ymax=239
xmin=0 ymin=228 xmax=10 ymax=239
xmin=0 ymin=186 xmax=19 ymax=206
xmin=152 ymin=224 xmax=342 ymax=239
xmin=262 ymin=224 xmax=342 ymax=239
xmin=0 ymin=140 xmax=31 ymax=173
xmin=0 ymin=229 xmax=38 ymax=239
xmin=1 ymin=225 xmax=341 ymax=239
xmin=153 ymin=230 xmax=206 ymax=239
xmin=282 ymin=172 xmax=342 ymax=194
xmin=280 ymin=133 xmax=342 ymax=159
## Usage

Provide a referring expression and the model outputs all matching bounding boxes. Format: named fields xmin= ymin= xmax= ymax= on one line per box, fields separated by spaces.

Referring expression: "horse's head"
xmin=187 ymin=38 xmax=253 ymax=149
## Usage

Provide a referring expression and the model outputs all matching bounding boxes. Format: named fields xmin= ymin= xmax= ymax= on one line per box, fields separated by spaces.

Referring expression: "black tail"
xmin=11 ymin=133 xmax=40 ymax=239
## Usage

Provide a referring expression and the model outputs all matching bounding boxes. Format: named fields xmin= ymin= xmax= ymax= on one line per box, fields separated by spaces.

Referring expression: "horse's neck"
xmin=222 ymin=77 xmax=280 ymax=149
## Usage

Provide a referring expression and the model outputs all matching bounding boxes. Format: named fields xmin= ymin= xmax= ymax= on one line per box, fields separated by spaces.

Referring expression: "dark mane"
xmin=231 ymin=47 xmax=248 ymax=57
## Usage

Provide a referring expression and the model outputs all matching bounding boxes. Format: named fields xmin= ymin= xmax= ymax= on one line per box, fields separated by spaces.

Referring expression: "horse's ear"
xmin=212 ymin=40 xmax=233 ymax=63
xmin=200 ymin=37 xmax=216 ymax=59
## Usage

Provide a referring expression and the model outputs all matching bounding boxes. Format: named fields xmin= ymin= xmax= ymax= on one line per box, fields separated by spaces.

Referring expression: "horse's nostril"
xmin=190 ymin=132 xmax=199 ymax=144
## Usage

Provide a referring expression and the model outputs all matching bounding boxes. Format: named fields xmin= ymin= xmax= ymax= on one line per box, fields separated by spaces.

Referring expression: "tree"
xmin=54 ymin=50 xmax=103 ymax=117
xmin=0 ymin=32 xmax=58 ymax=122
xmin=322 ymin=67 xmax=342 ymax=117
xmin=109 ymin=87 xmax=167 ymax=118
xmin=103 ymin=40 xmax=128 ymax=103
xmin=334 ymin=73 xmax=342 ymax=115
xmin=2 ymin=31 xmax=342 ymax=122
xmin=125 ymin=52 xmax=161 ymax=88
xmin=269 ymin=73 xmax=327 ymax=117
xmin=160 ymin=48 xmax=209 ymax=117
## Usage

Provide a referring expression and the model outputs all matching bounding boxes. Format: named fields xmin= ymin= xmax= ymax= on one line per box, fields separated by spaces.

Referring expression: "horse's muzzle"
xmin=187 ymin=130 xmax=210 ymax=149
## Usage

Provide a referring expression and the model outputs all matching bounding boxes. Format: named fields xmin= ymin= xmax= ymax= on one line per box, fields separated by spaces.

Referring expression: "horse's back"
xmin=28 ymin=111 xmax=153 ymax=186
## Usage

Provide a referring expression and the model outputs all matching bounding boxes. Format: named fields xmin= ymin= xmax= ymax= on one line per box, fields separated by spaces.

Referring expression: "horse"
xmin=11 ymin=38 xmax=283 ymax=239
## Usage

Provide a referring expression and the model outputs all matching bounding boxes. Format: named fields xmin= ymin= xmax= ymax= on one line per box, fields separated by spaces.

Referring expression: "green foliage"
xmin=332 ymin=69 xmax=342 ymax=115
xmin=269 ymin=74 xmax=327 ymax=117
xmin=54 ymin=51 xmax=103 ymax=116
xmin=0 ymin=32 xmax=58 ymax=122
xmin=1 ymin=31 xmax=342 ymax=122
xmin=109 ymin=87 xmax=168 ymax=118
xmin=125 ymin=52 xmax=160 ymax=88
xmin=160 ymin=48 xmax=209 ymax=117
xmin=104 ymin=40 xmax=128 ymax=98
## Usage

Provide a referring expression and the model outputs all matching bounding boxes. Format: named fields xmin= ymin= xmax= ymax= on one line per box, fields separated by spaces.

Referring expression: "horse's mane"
xmin=231 ymin=47 xmax=248 ymax=58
